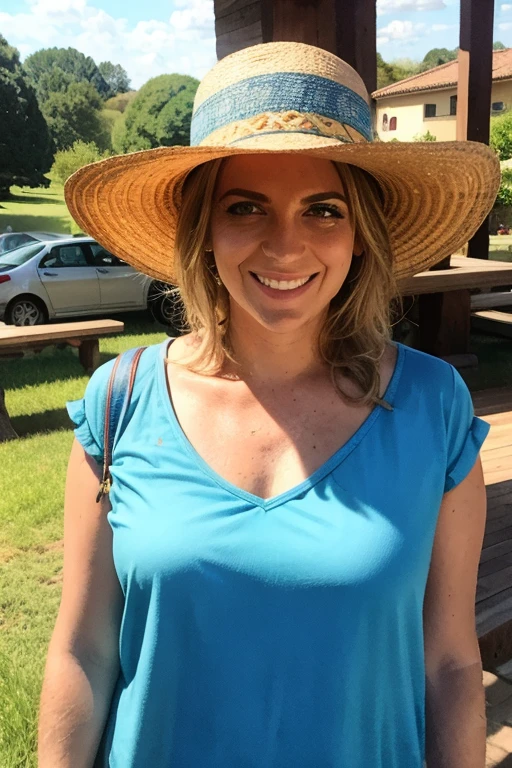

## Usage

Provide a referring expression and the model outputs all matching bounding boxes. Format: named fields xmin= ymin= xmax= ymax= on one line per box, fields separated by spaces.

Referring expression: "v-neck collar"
xmin=157 ymin=338 xmax=405 ymax=511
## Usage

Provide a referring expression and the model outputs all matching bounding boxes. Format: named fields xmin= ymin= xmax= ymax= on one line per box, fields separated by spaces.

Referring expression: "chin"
xmin=252 ymin=308 xmax=320 ymax=334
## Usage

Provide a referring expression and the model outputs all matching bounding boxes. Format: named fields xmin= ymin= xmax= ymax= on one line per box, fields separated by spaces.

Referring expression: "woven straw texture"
xmin=66 ymin=139 xmax=500 ymax=284
xmin=193 ymin=42 xmax=369 ymax=109
xmin=64 ymin=41 xmax=501 ymax=285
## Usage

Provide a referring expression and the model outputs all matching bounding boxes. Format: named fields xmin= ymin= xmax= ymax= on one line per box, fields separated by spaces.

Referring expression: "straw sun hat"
xmin=65 ymin=42 xmax=500 ymax=283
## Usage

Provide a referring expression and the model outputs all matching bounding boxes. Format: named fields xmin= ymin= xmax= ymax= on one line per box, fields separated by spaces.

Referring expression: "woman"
xmin=38 ymin=42 xmax=499 ymax=767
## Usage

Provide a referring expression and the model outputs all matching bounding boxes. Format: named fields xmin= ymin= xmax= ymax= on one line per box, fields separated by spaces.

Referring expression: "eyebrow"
xmin=218 ymin=188 xmax=347 ymax=204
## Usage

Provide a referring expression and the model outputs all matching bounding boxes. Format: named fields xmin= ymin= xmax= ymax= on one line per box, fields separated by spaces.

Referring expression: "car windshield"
xmin=0 ymin=242 xmax=46 ymax=267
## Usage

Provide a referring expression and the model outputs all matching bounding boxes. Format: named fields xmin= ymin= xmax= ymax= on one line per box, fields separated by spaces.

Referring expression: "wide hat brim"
xmin=65 ymin=133 xmax=500 ymax=284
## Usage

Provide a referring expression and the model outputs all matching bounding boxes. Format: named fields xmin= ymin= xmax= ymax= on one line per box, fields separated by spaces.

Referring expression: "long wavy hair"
xmin=172 ymin=157 xmax=400 ymax=406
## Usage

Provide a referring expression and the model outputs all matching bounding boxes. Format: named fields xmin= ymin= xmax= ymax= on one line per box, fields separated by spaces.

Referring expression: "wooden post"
xmin=215 ymin=0 xmax=376 ymax=96
xmin=0 ymin=386 xmax=18 ymax=443
xmin=261 ymin=0 xmax=376 ymax=95
xmin=78 ymin=339 xmax=101 ymax=375
xmin=418 ymin=290 xmax=472 ymax=358
xmin=457 ymin=0 xmax=495 ymax=259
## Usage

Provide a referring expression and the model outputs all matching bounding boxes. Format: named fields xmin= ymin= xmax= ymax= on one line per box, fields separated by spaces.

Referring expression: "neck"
xmin=224 ymin=305 xmax=326 ymax=384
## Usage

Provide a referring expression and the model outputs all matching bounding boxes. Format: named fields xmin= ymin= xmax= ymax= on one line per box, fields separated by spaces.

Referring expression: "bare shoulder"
xmin=165 ymin=333 xmax=204 ymax=367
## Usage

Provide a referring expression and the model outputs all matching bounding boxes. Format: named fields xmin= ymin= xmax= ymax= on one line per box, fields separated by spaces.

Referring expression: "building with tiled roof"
xmin=372 ymin=48 xmax=512 ymax=142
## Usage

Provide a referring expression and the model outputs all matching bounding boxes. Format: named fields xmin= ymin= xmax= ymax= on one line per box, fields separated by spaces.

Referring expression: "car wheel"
xmin=149 ymin=285 xmax=184 ymax=328
xmin=6 ymin=296 xmax=47 ymax=326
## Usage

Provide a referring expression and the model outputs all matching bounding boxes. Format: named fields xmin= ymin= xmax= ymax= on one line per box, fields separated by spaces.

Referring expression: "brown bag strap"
xmin=96 ymin=346 xmax=147 ymax=503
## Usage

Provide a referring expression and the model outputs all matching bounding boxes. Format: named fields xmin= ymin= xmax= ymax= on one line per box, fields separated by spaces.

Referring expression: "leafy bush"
xmin=491 ymin=110 xmax=512 ymax=160
xmin=42 ymin=81 xmax=112 ymax=152
xmin=115 ymin=74 xmax=199 ymax=152
xmin=413 ymin=130 xmax=437 ymax=142
xmin=50 ymin=140 xmax=108 ymax=185
xmin=104 ymin=91 xmax=138 ymax=113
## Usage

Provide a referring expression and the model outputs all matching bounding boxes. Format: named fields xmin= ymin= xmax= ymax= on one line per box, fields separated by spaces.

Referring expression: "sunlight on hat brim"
xmin=65 ymin=139 xmax=500 ymax=286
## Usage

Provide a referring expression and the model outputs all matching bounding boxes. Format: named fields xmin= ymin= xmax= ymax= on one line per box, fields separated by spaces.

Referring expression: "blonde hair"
xmin=173 ymin=158 xmax=400 ymax=406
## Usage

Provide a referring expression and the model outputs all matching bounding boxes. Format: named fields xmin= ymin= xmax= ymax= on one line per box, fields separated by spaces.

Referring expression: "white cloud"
xmin=170 ymin=0 xmax=214 ymax=40
xmin=377 ymin=20 xmax=426 ymax=45
xmin=499 ymin=22 xmax=512 ymax=29
xmin=502 ymin=4 xmax=512 ymax=11
xmin=377 ymin=0 xmax=446 ymax=15
xmin=1 ymin=0 xmax=217 ymax=89
xmin=431 ymin=23 xmax=449 ymax=31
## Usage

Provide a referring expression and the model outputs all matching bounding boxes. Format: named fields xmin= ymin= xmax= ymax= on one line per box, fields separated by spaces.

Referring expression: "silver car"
xmin=0 ymin=231 xmax=68 ymax=254
xmin=0 ymin=237 xmax=179 ymax=326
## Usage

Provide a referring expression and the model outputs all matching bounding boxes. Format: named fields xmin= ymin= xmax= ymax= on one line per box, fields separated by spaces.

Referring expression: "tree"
xmin=104 ymin=91 xmax=138 ymax=113
xmin=24 ymin=47 xmax=110 ymax=98
xmin=376 ymin=53 xmax=396 ymax=89
xmin=491 ymin=110 xmax=512 ymax=160
xmin=420 ymin=47 xmax=458 ymax=71
xmin=0 ymin=35 xmax=53 ymax=198
xmin=375 ymin=54 xmax=422 ymax=90
xmin=51 ymin=140 xmax=108 ymax=185
xmin=98 ymin=62 xmax=131 ymax=96
xmin=42 ymin=80 xmax=111 ymax=152
xmin=115 ymin=74 xmax=199 ymax=152
xmin=494 ymin=41 xmax=507 ymax=50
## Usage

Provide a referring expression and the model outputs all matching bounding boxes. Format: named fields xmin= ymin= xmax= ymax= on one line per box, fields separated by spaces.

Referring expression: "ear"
xmin=353 ymin=234 xmax=364 ymax=258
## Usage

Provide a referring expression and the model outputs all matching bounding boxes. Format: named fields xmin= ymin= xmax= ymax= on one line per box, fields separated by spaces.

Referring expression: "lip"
xmin=251 ymin=271 xmax=314 ymax=281
xmin=249 ymin=271 xmax=318 ymax=299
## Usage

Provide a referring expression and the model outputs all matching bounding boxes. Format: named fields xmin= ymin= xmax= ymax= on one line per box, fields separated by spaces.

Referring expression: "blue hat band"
xmin=190 ymin=72 xmax=373 ymax=146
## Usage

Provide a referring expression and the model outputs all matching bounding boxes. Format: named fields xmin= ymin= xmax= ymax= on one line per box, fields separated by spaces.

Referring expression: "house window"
xmin=389 ymin=116 xmax=397 ymax=131
xmin=450 ymin=95 xmax=457 ymax=116
xmin=382 ymin=113 xmax=388 ymax=131
xmin=492 ymin=101 xmax=505 ymax=112
xmin=425 ymin=103 xmax=437 ymax=118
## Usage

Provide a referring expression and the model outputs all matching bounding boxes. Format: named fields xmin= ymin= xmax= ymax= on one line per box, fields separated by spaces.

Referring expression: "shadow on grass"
xmin=0 ymin=213 xmax=71 ymax=234
xmin=11 ymin=409 xmax=73 ymax=437
xmin=2 ymin=193 xmax=66 ymax=207
xmin=2 ymin=348 xmax=116 ymax=389
xmin=2 ymin=313 xmax=170 ymax=390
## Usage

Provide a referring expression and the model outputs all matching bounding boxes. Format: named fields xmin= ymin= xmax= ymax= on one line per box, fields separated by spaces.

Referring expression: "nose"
xmin=261 ymin=217 xmax=305 ymax=262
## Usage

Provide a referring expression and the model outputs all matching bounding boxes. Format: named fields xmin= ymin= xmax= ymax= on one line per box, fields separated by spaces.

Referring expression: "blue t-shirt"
xmin=67 ymin=339 xmax=489 ymax=768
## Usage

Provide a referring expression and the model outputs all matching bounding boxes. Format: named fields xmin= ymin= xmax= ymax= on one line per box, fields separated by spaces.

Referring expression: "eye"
xmin=226 ymin=201 xmax=263 ymax=216
xmin=306 ymin=203 xmax=344 ymax=219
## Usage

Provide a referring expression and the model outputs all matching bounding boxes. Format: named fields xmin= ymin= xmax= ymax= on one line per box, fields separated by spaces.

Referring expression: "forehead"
xmin=214 ymin=154 xmax=344 ymax=194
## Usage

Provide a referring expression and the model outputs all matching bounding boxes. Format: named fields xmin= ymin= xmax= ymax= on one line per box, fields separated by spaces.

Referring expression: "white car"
xmin=0 ymin=236 xmax=180 ymax=326
xmin=0 ymin=230 xmax=68 ymax=254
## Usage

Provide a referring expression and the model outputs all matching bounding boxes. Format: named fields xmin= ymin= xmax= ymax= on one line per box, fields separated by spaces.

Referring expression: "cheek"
xmin=211 ymin=219 xmax=258 ymax=269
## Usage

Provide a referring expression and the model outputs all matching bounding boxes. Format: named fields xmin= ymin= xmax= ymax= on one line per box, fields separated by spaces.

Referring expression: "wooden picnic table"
xmin=0 ymin=319 xmax=124 ymax=442
xmin=398 ymin=256 xmax=512 ymax=359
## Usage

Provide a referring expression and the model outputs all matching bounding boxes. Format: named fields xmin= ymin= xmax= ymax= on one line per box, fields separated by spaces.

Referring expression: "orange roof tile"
xmin=372 ymin=48 xmax=512 ymax=99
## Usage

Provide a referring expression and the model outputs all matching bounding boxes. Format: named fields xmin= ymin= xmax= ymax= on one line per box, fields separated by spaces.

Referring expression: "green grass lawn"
xmin=0 ymin=318 xmax=167 ymax=768
xmin=0 ymin=184 xmax=81 ymax=236
xmin=489 ymin=234 xmax=512 ymax=262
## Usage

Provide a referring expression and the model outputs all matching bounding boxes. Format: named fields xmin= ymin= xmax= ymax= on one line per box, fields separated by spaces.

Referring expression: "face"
xmin=209 ymin=154 xmax=360 ymax=335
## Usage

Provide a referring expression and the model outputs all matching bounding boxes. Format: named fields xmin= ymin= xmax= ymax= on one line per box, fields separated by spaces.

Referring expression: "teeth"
xmin=255 ymin=274 xmax=311 ymax=290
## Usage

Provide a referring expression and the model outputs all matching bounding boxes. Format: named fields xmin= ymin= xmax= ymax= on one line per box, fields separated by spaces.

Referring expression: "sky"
xmin=1 ymin=0 xmax=512 ymax=90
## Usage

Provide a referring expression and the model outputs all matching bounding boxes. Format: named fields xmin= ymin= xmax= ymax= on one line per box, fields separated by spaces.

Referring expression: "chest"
xmin=165 ymin=369 xmax=373 ymax=500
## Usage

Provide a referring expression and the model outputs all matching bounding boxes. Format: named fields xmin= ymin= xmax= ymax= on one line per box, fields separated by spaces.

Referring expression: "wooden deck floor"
xmin=473 ymin=387 xmax=512 ymax=643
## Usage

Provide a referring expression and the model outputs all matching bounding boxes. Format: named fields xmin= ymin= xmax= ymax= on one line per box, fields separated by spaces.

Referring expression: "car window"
xmin=40 ymin=244 xmax=91 ymax=268
xmin=89 ymin=243 xmax=122 ymax=267
xmin=0 ymin=242 xmax=45 ymax=266
xmin=0 ymin=233 xmax=34 ymax=254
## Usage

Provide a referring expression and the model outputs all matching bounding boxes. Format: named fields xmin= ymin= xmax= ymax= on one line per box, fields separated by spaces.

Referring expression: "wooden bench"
xmin=399 ymin=256 xmax=512 ymax=361
xmin=471 ymin=310 xmax=512 ymax=339
xmin=0 ymin=319 xmax=124 ymax=442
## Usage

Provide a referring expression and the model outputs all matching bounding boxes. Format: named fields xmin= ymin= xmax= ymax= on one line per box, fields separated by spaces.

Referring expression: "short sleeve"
xmin=66 ymin=357 xmax=117 ymax=464
xmin=444 ymin=365 xmax=490 ymax=493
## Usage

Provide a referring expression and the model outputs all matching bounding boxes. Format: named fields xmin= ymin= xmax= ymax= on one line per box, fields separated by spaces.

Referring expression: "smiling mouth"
xmin=250 ymin=272 xmax=318 ymax=291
